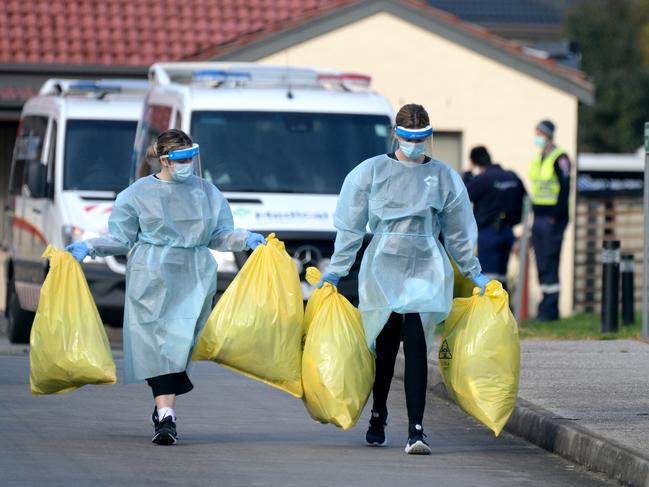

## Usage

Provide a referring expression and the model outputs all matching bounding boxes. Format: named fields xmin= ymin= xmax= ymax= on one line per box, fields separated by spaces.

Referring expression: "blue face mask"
xmin=399 ymin=140 xmax=426 ymax=160
xmin=534 ymin=135 xmax=547 ymax=149
xmin=172 ymin=161 xmax=194 ymax=182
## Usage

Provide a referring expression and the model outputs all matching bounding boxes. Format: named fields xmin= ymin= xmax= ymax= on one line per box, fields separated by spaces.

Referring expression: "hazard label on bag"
xmin=438 ymin=340 xmax=452 ymax=369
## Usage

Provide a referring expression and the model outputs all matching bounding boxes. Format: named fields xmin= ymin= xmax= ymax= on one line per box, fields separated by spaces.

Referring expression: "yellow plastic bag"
xmin=301 ymin=267 xmax=375 ymax=430
xmin=438 ymin=281 xmax=520 ymax=436
xmin=451 ymin=256 xmax=474 ymax=298
xmin=30 ymin=246 xmax=117 ymax=395
xmin=193 ymin=234 xmax=304 ymax=397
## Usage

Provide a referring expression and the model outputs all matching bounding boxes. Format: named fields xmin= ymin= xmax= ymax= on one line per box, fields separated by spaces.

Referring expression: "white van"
xmin=132 ymin=63 xmax=393 ymax=299
xmin=3 ymin=79 xmax=147 ymax=342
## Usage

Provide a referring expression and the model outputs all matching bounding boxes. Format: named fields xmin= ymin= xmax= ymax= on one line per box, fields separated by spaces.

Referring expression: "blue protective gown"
xmin=327 ymin=155 xmax=482 ymax=353
xmin=87 ymin=175 xmax=249 ymax=383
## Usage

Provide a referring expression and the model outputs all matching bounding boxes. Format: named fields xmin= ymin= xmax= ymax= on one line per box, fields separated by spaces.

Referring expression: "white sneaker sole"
xmin=404 ymin=440 xmax=431 ymax=455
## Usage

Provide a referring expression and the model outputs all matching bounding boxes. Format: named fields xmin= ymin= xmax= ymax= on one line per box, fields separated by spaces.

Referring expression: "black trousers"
xmin=146 ymin=372 xmax=194 ymax=398
xmin=372 ymin=312 xmax=428 ymax=427
xmin=531 ymin=215 xmax=567 ymax=320
xmin=477 ymin=226 xmax=515 ymax=290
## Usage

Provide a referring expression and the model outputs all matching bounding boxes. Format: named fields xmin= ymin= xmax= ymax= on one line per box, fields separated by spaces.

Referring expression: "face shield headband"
xmin=166 ymin=143 xmax=200 ymax=162
xmin=395 ymin=125 xmax=433 ymax=141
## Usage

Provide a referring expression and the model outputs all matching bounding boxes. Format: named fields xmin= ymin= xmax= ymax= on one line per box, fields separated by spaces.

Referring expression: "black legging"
xmin=146 ymin=371 xmax=194 ymax=398
xmin=372 ymin=313 xmax=428 ymax=426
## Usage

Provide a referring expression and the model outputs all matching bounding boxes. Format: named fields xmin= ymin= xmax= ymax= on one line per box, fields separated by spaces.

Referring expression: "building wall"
xmin=259 ymin=12 xmax=579 ymax=316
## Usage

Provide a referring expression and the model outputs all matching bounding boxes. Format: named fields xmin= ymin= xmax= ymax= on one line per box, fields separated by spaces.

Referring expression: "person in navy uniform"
xmin=463 ymin=146 xmax=526 ymax=292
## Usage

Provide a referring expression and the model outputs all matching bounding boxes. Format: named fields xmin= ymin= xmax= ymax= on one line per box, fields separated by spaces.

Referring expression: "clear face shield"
xmin=160 ymin=143 xmax=203 ymax=185
xmin=393 ymin=125 xmax=434 ymax=160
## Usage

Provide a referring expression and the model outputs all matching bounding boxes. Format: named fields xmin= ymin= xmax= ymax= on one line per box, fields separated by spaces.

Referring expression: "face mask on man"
xmin=172 ymin=161 xmax=194 ymax=182
xmin=534 ymin=135 xmax=547 ymax=149
xmin=399 ymin=140 xmax=427 ymax=160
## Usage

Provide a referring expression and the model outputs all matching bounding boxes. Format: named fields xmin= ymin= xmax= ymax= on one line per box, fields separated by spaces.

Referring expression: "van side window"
xmin=135 ymin=104 xmax=172 ymax=179
xmin=10 ymin=115 xmax=48 ymax=196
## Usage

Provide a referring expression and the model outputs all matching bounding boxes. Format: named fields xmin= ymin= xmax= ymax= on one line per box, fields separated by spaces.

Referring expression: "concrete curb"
xmin=394 ymin=353 xmax=649 ymax=487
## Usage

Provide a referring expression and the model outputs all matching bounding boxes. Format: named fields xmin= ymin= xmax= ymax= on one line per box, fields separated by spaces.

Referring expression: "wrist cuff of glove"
xmin=467 ymin=270 xmax=482 ymax=281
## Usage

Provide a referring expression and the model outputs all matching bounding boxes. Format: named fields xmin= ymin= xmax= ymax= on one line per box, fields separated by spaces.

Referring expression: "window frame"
xmin=9 ymin=115 xmax=48 ymax=197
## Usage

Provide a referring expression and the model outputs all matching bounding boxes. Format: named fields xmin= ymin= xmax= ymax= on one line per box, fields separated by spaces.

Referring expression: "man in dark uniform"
xmin=463 ymin=146 xmax=525 ymax=291
xmin=529 ymin=120 xmax=571 ymax=321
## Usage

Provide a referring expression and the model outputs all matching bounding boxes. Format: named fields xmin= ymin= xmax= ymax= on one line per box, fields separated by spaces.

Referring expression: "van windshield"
xmin=64 ymin=120 xmax=137 ymax=192
xmin=191 ymin=111 xmax=392 ymax=193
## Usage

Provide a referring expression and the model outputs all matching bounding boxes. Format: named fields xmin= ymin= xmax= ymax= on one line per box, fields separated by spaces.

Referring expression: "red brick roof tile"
xmin=0 ymin=0 xmax=588 ymax=96
xmin=0 ymin=0 xmax=355 ymax=66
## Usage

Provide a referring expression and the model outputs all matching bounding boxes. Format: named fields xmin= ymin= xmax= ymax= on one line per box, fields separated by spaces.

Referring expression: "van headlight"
xmin=212 ymin=251 xmax=239 ymax=273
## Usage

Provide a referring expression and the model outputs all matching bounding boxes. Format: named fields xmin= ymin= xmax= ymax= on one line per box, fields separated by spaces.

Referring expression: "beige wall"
xmin=260 ymin=12 xmax=579 ymax=316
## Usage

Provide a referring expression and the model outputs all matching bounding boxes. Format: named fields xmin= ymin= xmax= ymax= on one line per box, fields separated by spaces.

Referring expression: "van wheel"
xmin=7 ymin=278 xmax=35 ymax=344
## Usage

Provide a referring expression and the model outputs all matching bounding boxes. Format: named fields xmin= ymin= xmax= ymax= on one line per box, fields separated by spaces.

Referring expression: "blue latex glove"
xmin=472 ymin=273 xmax=490 ymax=296
xmin=65 ymin=241 xmax=90 ymax=263
xmin=317 ymin=272 xmax=340 ymax=289
xmin=246 ymin=232 xmax=266 ymax=250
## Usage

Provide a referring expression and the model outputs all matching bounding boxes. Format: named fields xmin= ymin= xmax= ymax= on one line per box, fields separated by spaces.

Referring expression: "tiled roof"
xmin=0 ymin=0 xmax=354 ymax=66
xmin=424 ymin=0 xmax=566 ymax=25
xmin=188 ymin=0 xmax=587 ymax=88
xmin=0 ymin=0 xmax=590 ymax=103
xmin=401 ymin=0 xmax=587 ymax=85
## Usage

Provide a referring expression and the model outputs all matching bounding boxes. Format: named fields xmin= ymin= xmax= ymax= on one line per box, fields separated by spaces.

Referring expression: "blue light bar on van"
xmin=68 ymin=81 xmax=122 ymax=93
xmin=193 ymin=70 xmax=251 ymax=83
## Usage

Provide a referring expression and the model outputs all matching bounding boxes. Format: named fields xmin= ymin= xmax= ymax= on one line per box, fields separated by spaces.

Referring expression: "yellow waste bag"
xmin=193 ymin=234 xmax=304 ymax=397
xmin=451 ymin=256 xmax=474 ymax=298
xmin=301 ymin=267 xmax=375 ymax=430
xmin=438 ymin=281 xmax=520 ymax=436
xmin=30 ymin=246 xmax=117 ymax=395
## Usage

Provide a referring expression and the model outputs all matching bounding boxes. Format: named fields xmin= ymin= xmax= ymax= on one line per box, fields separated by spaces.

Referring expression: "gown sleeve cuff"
xmin=85 ymin=240 xmax=98 ymax=259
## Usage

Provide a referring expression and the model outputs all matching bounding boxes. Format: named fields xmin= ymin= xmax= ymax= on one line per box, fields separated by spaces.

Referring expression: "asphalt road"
xmin=1 ymin=353 xmax=615 ymax=487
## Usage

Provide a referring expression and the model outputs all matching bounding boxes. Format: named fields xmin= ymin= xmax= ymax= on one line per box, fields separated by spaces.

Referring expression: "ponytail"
xmin=145 ymin=141 xmax=159 ymax=161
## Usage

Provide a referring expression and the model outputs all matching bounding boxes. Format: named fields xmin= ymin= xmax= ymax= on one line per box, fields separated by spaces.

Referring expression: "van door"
xmin=11 ymin=115 xmax=48 ymax=310
xmin=11 ymin=115 xmax=48 ymax=256
xmin=10 ymin=114 xmax=49 ymax=311
xmin=23 ymin=118 xmax=57 ymax=260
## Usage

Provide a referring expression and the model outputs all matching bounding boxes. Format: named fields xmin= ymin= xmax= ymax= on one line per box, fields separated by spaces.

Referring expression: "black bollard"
xmin=621 ymin=254 xmax=635 ymax=325
xmin=601 ymin=240 xmax=620 ymax=333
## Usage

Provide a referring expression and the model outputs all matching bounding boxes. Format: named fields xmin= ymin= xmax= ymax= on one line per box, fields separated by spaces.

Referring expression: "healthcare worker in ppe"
xmin=65 ymin=129 xmax=266 ymax=445
xmin=318 ymin=104 xmax=488 ymax=455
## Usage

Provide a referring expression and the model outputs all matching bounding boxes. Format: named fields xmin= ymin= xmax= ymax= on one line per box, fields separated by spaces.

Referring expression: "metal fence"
xmin=573 ymin=196 xmax=644 ymax=313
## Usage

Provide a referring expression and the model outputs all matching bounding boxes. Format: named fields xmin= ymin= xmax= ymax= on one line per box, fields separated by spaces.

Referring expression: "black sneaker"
xmin=365 ymin=410 xmax=388 ymax=447
xmin=151 ymin=407 xmax=159 ymax=427
xmin=152 ymin=416 xmax=177 ymax=445
xmin=405 ymin=424 xmax=431 ymax=455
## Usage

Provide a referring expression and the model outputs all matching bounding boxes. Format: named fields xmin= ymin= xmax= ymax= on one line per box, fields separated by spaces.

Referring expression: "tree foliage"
xmin=566 ymin=0 xmax=649 ymax=152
